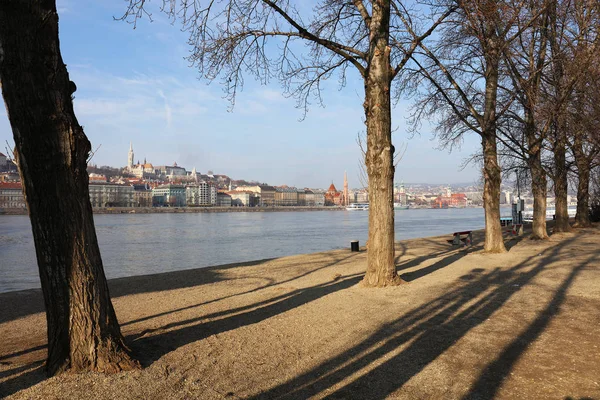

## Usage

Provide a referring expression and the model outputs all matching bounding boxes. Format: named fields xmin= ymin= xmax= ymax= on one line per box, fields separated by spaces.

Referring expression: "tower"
xmin=128 ymin=142 xmax=134 ymax=169
xmin=343 ymin=171 xmax=349 ymax=206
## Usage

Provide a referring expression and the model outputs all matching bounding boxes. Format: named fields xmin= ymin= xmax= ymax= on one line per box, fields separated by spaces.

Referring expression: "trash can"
xmin=350 ymin=240 xmax=359 ymax=252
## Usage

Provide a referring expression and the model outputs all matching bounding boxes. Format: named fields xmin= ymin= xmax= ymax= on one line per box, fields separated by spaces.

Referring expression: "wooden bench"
xmin=447 ymin=230 xmax=473 ymax=246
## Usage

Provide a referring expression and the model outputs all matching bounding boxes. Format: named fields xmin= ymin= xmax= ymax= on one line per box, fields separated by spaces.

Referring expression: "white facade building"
xmin=186 ymin=182 xmax=217 ymax=206
xmin=89 ymin=183 xmax=134 ymax=208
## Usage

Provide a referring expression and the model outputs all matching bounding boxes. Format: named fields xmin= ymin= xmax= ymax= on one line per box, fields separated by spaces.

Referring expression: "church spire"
xmin=343 ymin=170 xmax=349 ymax=206
xmin=127 ymin=142 xmax=134 ymax=169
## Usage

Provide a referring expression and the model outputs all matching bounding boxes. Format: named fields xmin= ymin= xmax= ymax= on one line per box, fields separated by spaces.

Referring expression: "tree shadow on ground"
xmin=252 ymin=236 xmax=582 ymax=399
xmin=397 ymin=231 xmax=524 ymax=282
xmin=0 ymin=258 xmax=275 ymax=324
xmin=463 ymin=251 xmax=599 ymax=399
xmin=0 ymin=361 xmax=45 ymax=398
xmin=121 ymin=253 xmax=357 ymax=328
xmin=0 ymin=252 xmax=360 ymax=392
xmin=129 ymin=272 xmax=364 ymax=367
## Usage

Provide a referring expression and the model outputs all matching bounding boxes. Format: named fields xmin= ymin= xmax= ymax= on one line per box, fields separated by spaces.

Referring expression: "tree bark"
xmin=362 ymin=1 xmax=400 ymax=287
xmin=529 ymin=159 xmax=549 ymax=238
xmin=481 ymin=36 xmax=506 ymax=253
xmin=525 ymin=113 xmax=549 ymax=239
xmin=573 ymin=137 xmax=591 ymax=227
xmin=0 ymin=0 xmax=138 ymax=375
xmin=552 ymin=132 xmax=571 ymax=232
xmin=482 ymin=133 xmax=506 ymax=252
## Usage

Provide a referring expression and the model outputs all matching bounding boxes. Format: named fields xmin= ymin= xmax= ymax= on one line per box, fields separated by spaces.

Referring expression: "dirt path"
xmin=1 ymin=227 xmax=599 ymax=399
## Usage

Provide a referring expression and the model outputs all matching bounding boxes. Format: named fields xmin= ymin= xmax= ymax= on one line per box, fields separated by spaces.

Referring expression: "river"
xmin=0 ymin=208 xmax=487 ymax=293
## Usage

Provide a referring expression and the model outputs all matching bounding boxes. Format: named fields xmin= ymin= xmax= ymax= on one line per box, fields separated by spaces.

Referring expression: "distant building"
xmin=228 ymin=190 xmax=259 ymax=207
xmin=89 ymin=183 xmax=134 ymax=208
xmin=324 ymin=183 xmax=342 ymax=206
xmin=342 ymin=172 xmax=349 ymax=206
xmin=152 ymin=184 xmax=186 ymax=207
xmin=433 ymin=193 xmax=468 ymax=208
xmin=133 ymin=183 xmax=153 ymax=207
xmin=217 ymin=192 xmax=232 ymax=207
xmin=312 ymin=190 xmax=326 ymax=206
xmin=304 ymin=189 xmax=316 ymax=206
xmin=157 ymin=164 xmax=188 ymax=180
xmin=89 ymin=173 xmax=107 ymax=183
xmin=297 ymin=189 xmax=306 ymax=206
xmin=275 ymin=187 xmax=298 ymax=206
xmin=186 ymin=182 xmax=217 ymax=206
xmin=354 ymin=190 xmax=369 ymax=203
xmin=125 ymin=144 xmax=156 ymax=179
xmin=0 ymin=182 xmax=26 ymax=209
xmin=0 ymin=152 xmax=7 ymax=171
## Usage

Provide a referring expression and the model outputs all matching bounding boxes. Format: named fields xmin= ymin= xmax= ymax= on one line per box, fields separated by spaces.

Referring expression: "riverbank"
xmin=0 ymin=206 xmax=347 ymax=216
xmin=1 ymin=226 xmax=599 ymax=399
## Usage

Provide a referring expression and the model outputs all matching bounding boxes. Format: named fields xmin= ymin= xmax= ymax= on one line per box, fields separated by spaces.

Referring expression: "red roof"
xmin=328 ymin=183 xmax=337 ymax=192
xmin=0 ymin=182 xmax=22 ymax=189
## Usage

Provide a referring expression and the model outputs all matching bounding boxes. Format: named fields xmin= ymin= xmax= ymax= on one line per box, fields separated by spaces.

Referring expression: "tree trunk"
xmin=525 ymin=115 xmax=549 ymax=240
xmin=574 ymin=152 xmax=591 ymax=227
xmin=553 ymin=133 xmax=571 ymax=232
xmin=362 ymin=1 xmax=400 ymax=287
xmin=481 ymin=41 xmax=506 ymax=253
xmin=529 ymin=161 xmax=549 ymax=239
xmin=0 ymin=0 xmax=138 ymax=375
xmin=572 ymin=89 xmax=591 ymax=228
xmin=482 ymin=133 xmax=506 ymax=252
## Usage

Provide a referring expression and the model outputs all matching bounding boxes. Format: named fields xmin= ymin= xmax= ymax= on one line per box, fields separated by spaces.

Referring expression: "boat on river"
xmin=346 ymin=203 xmax=369 ymax=211
xmin=394 ymin=203 xmax=409 ymax=210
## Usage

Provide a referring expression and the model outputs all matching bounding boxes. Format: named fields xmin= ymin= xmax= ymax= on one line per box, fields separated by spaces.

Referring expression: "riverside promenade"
xmin=1 ymin=226 xmax=599 ymax=399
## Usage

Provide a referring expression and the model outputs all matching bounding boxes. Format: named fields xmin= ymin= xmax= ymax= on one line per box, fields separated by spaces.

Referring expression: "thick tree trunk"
xmin=553 ymin=134 xmax=571 ymax=232
xmin=0 ymin=1 xmax=138 ymax=375
xmin=572 ymin=92 xmax=591 ymax=228
xmin=530 ymin=163 xmax=549 ymax=239
xmin=526 ymin=116 xmax=549 ymax=239
xmin=481 ymin=44 xmax=506 ymax=253
xmin=482 ymin=134 xmax=506 ymax=252
xmin=362 ymin=1 xmax=400 ymax=287
xmin=574 ymin=155 xmax=591 ymax=227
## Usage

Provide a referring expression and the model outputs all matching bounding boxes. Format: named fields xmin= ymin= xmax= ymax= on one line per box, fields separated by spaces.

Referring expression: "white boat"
xmin=394 ymin=203 xmax=409 ymax=210
xmin=346 ymin=203 xmax=369 ymax=211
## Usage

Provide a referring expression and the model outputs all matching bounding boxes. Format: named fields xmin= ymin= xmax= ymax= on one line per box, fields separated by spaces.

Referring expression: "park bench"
xmin=447 ymin=230 xmax=473 ymax=246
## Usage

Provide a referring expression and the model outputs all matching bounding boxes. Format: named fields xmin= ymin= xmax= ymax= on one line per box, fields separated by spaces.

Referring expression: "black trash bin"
xmin=350 ymin=240 xmax=359 ymax=252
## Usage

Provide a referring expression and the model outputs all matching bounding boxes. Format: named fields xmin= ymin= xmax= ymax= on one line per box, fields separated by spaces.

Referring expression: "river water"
xmin=0 ymin=208 xmax=487 ymax=293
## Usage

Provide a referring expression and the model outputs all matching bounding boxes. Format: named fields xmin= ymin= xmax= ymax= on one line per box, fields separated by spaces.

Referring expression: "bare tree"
xmin=121 ymin=0 xmax=453 ymax=286
xmin=544 ymin=0 xmax=600 ymax=232
xmin=499 ymin=0 xmax=552 ymax=240
xmin=0 ymin=1 xmax=138 ymax=375
xmin=568 ymin=61 xmax=600 ymax=227
xmin=406 ymin=0 xmax=543 ymax=252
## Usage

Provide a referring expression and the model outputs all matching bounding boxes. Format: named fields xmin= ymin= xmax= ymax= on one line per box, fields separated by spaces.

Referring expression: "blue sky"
xmin=0 ymin=0 xmax=482 ymax=189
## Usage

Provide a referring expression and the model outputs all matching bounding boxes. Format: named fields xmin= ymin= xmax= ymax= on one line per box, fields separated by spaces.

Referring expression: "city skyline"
xmin=0 ymin=0 xmax=483 ymax=188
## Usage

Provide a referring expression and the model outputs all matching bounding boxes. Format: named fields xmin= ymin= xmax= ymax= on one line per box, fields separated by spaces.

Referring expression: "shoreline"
xmin=0 ymin=206 xmax=344 ymax=215
xmin=0 ymin=205 xmax=487 ymax=216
